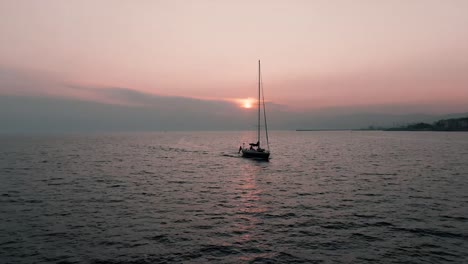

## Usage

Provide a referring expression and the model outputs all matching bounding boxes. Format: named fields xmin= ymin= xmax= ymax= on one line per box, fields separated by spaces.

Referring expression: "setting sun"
xmin=241 ymin=98 xmax=255 ymax=109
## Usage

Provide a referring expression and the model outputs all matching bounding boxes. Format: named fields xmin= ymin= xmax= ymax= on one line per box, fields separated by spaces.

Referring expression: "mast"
xmin=257 ymin=60 xmax=261 ymax=145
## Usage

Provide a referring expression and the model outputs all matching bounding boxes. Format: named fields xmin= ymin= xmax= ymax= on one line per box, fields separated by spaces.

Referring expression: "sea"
xmin=1 ymin=131 xmax=467 ymax=263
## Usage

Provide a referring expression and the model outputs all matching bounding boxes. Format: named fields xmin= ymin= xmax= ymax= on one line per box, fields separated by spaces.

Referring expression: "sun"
xmin=241 ymin=98 xmax=254 ymax=109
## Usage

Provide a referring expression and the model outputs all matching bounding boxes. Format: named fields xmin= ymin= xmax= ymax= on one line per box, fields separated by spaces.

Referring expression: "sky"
xmin=1 ymin=0 xmax=468 ymax=131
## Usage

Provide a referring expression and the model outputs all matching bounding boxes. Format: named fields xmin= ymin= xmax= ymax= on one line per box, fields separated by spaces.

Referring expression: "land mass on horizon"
xmin=385 ymin=116 xmax=468 ymax=131
xmin=296 ymin=116 xmax=468 ymax=132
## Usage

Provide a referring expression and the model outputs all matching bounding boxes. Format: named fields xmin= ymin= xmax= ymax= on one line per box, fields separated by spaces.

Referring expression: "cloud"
xmin=67 ymin=85 xmax=241 ymax=113
xmin=1 ymin=66 xmax=468 ymax=132
xmin=2 ymin=92 xmax=467 ymax=133
xmin=0 ymin=66 xmax=60 ymax=96
xmin=0 ymin=94 xmax=257 ymax=132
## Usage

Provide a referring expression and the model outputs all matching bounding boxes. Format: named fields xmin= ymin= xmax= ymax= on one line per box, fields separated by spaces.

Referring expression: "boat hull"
xmin=241 ymin=149 xmax=270 ymax=160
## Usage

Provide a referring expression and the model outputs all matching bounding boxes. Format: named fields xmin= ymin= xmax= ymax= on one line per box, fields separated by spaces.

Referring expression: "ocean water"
xmin=1 ymin=131 xmax=467 ymax=263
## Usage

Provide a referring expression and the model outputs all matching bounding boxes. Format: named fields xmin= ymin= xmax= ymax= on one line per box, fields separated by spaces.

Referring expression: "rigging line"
xmin=260 ymin=67 xmax=270 ymax=151
xmin=258 ymin=60 xmax=261 ymax=144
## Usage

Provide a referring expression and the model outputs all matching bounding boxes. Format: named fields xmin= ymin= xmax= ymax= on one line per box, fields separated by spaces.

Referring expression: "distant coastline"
xmin=385 ymin=116 xmax=468 ymax=131
xmin=296 ymin=129 xmax=352 ymax=131
xmin=296 ymin=116 xmax=468 ymax=132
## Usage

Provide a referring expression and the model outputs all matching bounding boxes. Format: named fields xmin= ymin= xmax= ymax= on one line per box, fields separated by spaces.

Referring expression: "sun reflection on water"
xmin=233 ymin=163 xmax=274 ymax=261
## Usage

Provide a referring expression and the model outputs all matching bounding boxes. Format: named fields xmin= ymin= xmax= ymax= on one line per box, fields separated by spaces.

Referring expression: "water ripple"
xmin=1 ymin=131 xmax=467 ymax=263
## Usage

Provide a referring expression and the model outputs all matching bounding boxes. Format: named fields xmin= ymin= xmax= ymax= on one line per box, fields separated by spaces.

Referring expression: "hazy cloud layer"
xmin=2 ymin=92 xmax=466 ymax=133
xmin=0 ymin=95 xmax=250 ymax=132
xmin=1 ymin=66 xmax=467 ymax=132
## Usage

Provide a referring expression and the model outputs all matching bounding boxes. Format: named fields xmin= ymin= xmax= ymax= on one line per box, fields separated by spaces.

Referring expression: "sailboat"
xmin=239 ymin=60 xmax=271 ymax=160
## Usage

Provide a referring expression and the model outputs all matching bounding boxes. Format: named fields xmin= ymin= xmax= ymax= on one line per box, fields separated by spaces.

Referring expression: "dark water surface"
xmin=1 ymin=131 xmax=467 ymax=263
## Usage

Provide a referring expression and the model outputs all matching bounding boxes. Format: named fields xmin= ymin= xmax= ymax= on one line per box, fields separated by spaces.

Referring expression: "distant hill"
xmin=386 ymin=116 xmax=468 ymax=131
xmin=295 ymin=112 xmax=468 ymax=131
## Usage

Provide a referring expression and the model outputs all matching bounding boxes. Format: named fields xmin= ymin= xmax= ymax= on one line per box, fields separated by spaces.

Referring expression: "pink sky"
xmin=1 ymin=0 xmax=468 ymax=113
